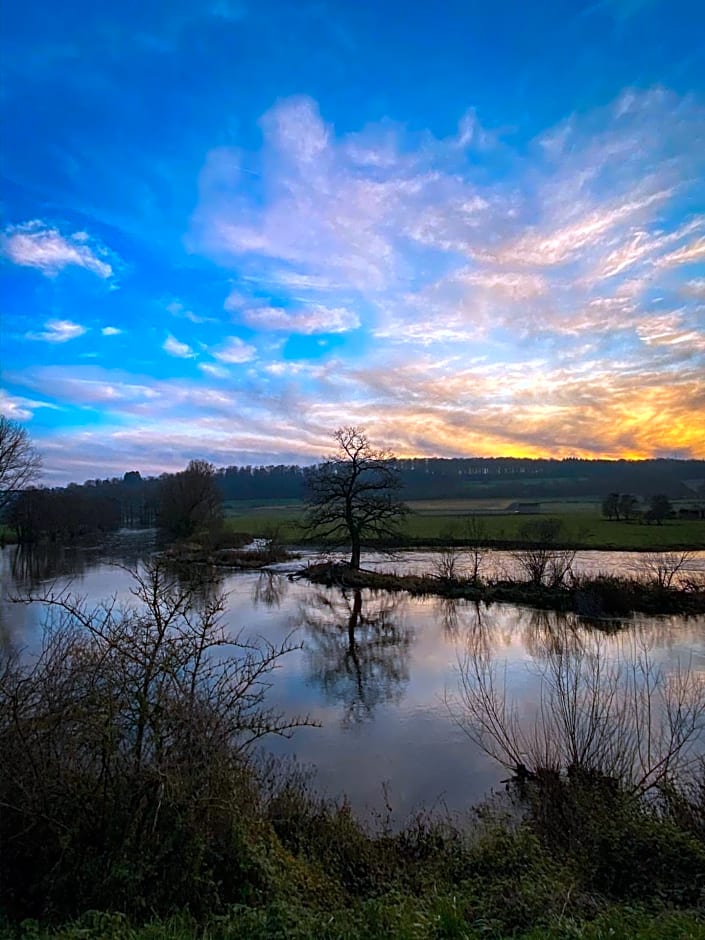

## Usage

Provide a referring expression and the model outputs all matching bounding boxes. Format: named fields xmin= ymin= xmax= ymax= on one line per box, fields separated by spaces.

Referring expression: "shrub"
xmin=0 ymin=560 xmax=307 ymax=921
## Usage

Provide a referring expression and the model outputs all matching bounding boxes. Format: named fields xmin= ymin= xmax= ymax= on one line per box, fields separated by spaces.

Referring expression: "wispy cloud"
xmin=211 ymin=336 xmax=257 ymax=363
xmin=0 ymin=389 xmax=59 ymax=423
xmin=198 ymin=362 xmax=230 ymax=378
xmin=101 ymin=326 xmax=122 ymax=336
xmin=238 ymin=302 xmax=360 ymax=334
xmin=163 ymin=333 xmax=196 ymax=358
xmin=26 ymin=319 xmax=88 ymax=343
xmin=185 ymin=86 xmax=705 ymax=459
xmin=1 ymin=221 xmax=114 ymax=278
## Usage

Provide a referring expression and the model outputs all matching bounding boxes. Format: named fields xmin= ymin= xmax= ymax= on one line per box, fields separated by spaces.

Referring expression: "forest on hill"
xmin=4 ymin=457 xmax=704 ymax=544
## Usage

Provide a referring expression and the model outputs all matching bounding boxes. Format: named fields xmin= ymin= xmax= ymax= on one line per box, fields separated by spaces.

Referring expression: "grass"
xmin=14 ymin=904 xmax=705 ymax=939
xmin=221 ymin=499 xmax=705 ymax=550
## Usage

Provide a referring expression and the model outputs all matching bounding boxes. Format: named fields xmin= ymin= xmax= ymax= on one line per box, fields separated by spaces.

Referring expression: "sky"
xmin=1 ymin=0 xmax=704 ymax=483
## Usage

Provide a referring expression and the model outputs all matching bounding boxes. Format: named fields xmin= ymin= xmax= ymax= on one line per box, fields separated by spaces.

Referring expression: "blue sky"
xmin=1 ymin=0 xmax=704 ymax=482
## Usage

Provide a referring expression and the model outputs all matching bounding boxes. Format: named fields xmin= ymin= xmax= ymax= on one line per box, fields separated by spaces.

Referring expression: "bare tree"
xmin=1 ymin=559 xmax=309 ymax=917
xmin=436 ymin=515 xmax=488 ymax=585
xmin=0 ymin=415 xmax=42 ymax=512
xmin=463 ymin=514 xmax=488 ymax=584
xmin=304 ymin=427 xmax=407 ymax=569
xmin=511 ymin=518 xmax=576 ymax=588
xmin=640 ymin=550 xmax=696 ymax=590
xmin=450 ymin=625 xmax=705 ymax=796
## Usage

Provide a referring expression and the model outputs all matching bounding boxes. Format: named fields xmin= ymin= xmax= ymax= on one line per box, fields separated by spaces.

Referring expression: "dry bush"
xmin=0 ymin=559 xmax=308 ymax=920
xmin=450 ymin=623 xmax=705 ymax=796
xmin=639 ymin=550 xmax=697 ymax=590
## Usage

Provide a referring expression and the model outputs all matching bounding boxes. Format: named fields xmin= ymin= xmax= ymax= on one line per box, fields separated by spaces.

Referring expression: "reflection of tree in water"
xmin=157 ymin=558 xmax=225 ymax=609
xmin=521 ymin=609 xmax=585 ymax=659
xmin=6 ymin=530 xmax=161 ymax=593
xmin=9 ymin=544 xmax=92 ymax=588
xmin=301 ymin=588 xmax=413 ymax=726
xmin=435 ymin=597 xmax=494 ymax=660
xmin=252 ymin=571 xmax=288 ymax=608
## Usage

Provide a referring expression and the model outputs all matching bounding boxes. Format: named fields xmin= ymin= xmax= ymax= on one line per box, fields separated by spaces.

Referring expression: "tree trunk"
xmin=350 ymin=529 xmax=361 ymax=569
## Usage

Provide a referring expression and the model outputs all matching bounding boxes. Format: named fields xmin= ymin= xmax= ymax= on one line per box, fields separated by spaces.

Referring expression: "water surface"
xmin=2 ymin=535 xmax=703 ymax=823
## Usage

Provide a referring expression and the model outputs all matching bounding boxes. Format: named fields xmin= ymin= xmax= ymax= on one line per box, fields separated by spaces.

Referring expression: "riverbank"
xmin=5 ymin=769 xmax=704 ymax=940
xmin=3 ymin=558 xmax=704 ymax=940
xmin=300 ymin=561 xmax=705 ymax=617
xmin=161 ymin=539 xmax=298 ymax=569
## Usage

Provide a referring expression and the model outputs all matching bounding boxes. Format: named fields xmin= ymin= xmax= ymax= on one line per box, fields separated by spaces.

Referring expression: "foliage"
xmin=647 ymin=493 xmax=673 ymax=525
xmin=304 ymin=427 xmax=407 ymax=569
xmin=157 ymin=459 xmax=223 ymax=541
xmin=601 ymin=492 xmax=620 ymax=521
xmin=618 ymin=493 xmax=639 ymax=522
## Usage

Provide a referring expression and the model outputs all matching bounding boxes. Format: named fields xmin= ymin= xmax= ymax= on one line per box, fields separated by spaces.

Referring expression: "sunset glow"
xmin=2 ymin=0 xmax=704 ymax=481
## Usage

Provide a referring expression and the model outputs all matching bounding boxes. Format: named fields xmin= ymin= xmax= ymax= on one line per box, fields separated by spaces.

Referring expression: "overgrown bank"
xmin=301 ymin=561 xmax=705 ymax=617
xmin=3 ymin=562 xmax=705 ymax=939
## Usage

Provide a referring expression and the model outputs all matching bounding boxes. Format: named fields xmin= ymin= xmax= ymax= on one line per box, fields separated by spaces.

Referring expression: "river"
xmin=2 ymin=533 xmax=704 ymax=825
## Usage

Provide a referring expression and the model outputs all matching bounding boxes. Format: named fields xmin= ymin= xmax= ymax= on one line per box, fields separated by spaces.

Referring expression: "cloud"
xmin=198 ymin=362 xmax=230 ymax=378
xmin=26 ymin=319 xmax=88 ymax=343
xmin=101 ymin=326 xmax=122 ymax=336
xmin=6 ymin=85 xmax=705 ymax=480
xmin=239 ymin=303 xmax=360 ymax=334
xmin=1 ymin=221 xmax=114 ymax=278
xmin=211 ymin=336 xmax=257 ymax=363
xmin=167 ymin=299 xmax=217 ymax=324
xmin=163 ymin=334 xmax=196 ymax=358
xmin=193 ymin=95 xmax=490 ymax=293
xmin=0 ymin=389 xmax=58 ymax=423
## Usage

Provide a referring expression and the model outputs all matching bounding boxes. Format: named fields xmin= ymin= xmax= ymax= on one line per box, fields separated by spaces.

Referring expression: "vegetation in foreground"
xmin=3 ymin=562 xmax=705 ymax=939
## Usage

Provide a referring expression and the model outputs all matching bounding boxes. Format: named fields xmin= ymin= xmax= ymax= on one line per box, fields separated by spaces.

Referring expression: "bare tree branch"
xmin=0 ymin=416 xmax=42 ymax=512
xmin=304 ymin=427 xmax=407 ymax=569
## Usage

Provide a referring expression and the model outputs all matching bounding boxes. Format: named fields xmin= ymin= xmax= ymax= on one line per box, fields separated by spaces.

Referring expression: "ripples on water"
xmin=2 ymin=534 xmax=704 ymax=823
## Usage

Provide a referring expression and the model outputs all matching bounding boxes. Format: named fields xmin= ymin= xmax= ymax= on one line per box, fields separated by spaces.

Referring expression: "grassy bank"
xmin=6 ymin=772 xmax=705 ymax=939
xmin=223 ymin=499 xmax=705 ymax=551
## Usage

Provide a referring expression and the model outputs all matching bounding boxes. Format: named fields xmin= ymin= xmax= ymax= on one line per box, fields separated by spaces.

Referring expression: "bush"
xmin=0 ymin=561 xmax=306 ymax=922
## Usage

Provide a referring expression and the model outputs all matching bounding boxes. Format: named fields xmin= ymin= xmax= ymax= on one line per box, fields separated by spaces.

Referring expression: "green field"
xmin=223 ymin=498 xmax=705 ymax=550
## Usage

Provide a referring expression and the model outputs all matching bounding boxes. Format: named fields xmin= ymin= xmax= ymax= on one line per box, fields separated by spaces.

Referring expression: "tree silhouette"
xmin=156 ymin=459 xmax=223 ymax=540
xmin=0 ymin=416 xmax=41 ymax=513
xmin=304 ymin=427 xmax=407 ymax=569
xmin=647 ymin=493 xmax=672 ymax=526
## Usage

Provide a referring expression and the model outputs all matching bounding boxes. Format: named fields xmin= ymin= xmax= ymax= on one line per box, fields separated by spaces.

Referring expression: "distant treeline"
xmin=214 ymin=457 xmax=705 ymax=502
xmin=4 ymin=458 xmax=704 ymax=544
xmin=5 ymin=470 xmax=159 ymax=543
